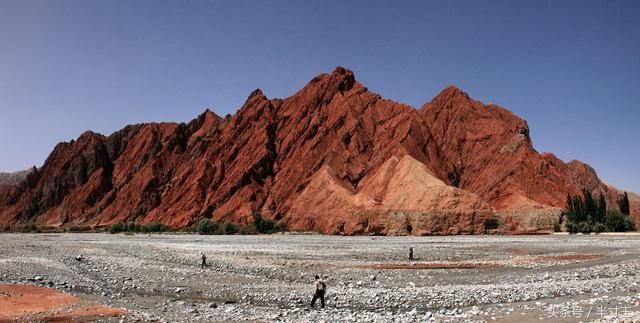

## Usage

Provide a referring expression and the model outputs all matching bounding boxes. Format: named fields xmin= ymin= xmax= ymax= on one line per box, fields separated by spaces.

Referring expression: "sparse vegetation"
xmin=141 ymin=222 xmax=172 ymax=233
xmin=592 ymin=222 xmax=607 ymax=233
xmin=222 ymin=221 xmax=239 ymax=234
xmin=20 ymin=223 xmax=39 ymax=233
xmin=196 ymin=219 xmax=218 ymax=235
xmin=196 ymin=212 xmax=286 ymax=235
xmin=6 ymin=214 xmax=287 ymax=235
xmin=107 ymin=222 xmax=173 ymax=234
xmin=67 ymin=225 xmax=91 ymax=232
xmin=252 ymin=211 xmax=286 ymax=234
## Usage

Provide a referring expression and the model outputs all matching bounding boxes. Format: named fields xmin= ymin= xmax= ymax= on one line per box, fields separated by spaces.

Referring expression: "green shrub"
xmin=252 ymin=212 xmax=273 ymax=233
xmin=274 ymin=223 xmax=287 ymax=233
xmin=196 ymin=216 xmax=285 ymax=235
xmin=567 ymin=221 xmax=579 ymax=234
xmin=107 ymin=222 xmax=172 ymax=234
xmin=197 ymin=219 xmax=218 ymax=235
xmin=592 ymin=223 xmax=607 ymax=233
xmin=222 ymin=221 xmax=238 ymax=234
xmin=141 ymin=222 xmax=172 ymax=233
xmin=107 ymin=216 xmax=288 ymax=236
xmin=125 ymin=222 xmax=141 ymax=232
xmin=252 ymin=211 xmax=285 ymax=234
xmin=483 ymin=218 xmax=500 ymax=232
xmin=605 ymin=210 xmax=636 ymax=232
xmin=577 ymin=221 xmax=592 ymax=234
xmin=107 ymin=222 xmax=124 ymax=234
xmin=21 ymin=223 xmax=39 ymax=233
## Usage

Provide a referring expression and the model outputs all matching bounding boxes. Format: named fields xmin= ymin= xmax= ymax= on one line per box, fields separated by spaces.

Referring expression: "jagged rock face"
xmin=0 ymin=67 xmax=637 ymax=234
xmin=420 ymin=87 xmax=578 ymax=210
xmin=417 ymin=87 xmax=639 ymax=227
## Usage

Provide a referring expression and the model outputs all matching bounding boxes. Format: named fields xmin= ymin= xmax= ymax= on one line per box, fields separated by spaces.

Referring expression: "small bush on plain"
xmin=68 ymin=225 xmax=91 ymax=232
xmin=107 ymin=222 xmax=173 ymax=234
xmin=197 ymin=219 xmax=218 ymax=235
xmin=222 ymin=221 xmax=238 ymax=234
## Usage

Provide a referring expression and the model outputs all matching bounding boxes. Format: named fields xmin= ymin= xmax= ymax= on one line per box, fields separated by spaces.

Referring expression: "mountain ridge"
xmin=0 ymin=66 xmax=637 ymax=234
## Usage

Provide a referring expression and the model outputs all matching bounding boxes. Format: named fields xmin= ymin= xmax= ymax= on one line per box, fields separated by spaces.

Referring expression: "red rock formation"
xmin=0 ymin=67 xmax=637 ymax=234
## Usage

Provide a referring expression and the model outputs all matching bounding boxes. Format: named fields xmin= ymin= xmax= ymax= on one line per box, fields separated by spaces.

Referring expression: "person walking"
xmin=310 ymin=275 xmax=326 ymax=309
xmin=201 ymin=252 xmax=207 ymax=268
xmin=409 ymin=246 xmax=414 ymax=260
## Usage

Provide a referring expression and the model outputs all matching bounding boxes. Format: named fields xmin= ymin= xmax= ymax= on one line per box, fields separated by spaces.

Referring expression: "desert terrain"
xmin=2 ymin=233 xmax=640 ymax=322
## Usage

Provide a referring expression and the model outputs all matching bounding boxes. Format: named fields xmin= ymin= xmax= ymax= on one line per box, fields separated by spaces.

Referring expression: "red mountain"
xmin=0 ymin=67 xmax=637 ymax=234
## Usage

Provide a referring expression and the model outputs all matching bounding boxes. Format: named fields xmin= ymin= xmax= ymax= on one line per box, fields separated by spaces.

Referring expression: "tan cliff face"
xmin=0 ymin=67 xmax=637 ymax=234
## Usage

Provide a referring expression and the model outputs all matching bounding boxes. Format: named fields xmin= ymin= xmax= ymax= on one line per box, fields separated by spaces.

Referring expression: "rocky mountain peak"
xmin=0 ymin=67 xmax=637 ymax=234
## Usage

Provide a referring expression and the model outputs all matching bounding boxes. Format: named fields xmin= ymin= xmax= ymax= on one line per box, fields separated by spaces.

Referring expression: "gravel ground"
xmin=2 ymin=233 xmax=640 ymax=322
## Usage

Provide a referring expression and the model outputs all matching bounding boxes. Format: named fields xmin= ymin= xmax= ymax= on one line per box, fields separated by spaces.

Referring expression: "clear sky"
xmin=0 ymin=0 xmax=638 ymax=192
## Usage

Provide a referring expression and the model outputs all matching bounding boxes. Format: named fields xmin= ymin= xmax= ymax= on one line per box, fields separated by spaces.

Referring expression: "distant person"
xmin=409 ymin=247 xmax=414 ymax=260
xmin=311 ymin=275 xmax=326 ymax=309
xmin=201 ymin=253 xmax=207 ymax=268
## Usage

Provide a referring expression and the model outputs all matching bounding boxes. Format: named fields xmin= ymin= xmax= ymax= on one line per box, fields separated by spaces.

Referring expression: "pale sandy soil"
xmin=1 ymin=233 xmax=640 ymax=322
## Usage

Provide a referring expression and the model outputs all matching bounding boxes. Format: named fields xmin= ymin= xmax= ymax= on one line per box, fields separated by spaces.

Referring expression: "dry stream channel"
xmin=2 ymin=233 xmax=640 ymax=322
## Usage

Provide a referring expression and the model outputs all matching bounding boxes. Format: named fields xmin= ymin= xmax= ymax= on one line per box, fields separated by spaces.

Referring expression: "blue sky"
xmin=0 ymin=0 xmax=638 ymax=192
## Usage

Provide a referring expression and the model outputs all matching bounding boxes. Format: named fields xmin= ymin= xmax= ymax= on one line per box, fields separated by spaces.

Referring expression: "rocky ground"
xmin=2 ymin=233 xmax=640 ymax=322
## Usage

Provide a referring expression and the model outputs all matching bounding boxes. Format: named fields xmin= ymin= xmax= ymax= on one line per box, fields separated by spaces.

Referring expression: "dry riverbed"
xmin=1 ymin=233 xmax=640 ymax=322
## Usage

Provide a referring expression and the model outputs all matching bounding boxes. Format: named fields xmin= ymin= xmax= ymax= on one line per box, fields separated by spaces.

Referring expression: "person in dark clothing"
xmin=311 ymin=275 xmax=326 ymax=309
xmin=201 ymin=253 xmax=207 ymax=268
xmin=409 ymin=247 xmax=414 ymax=260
